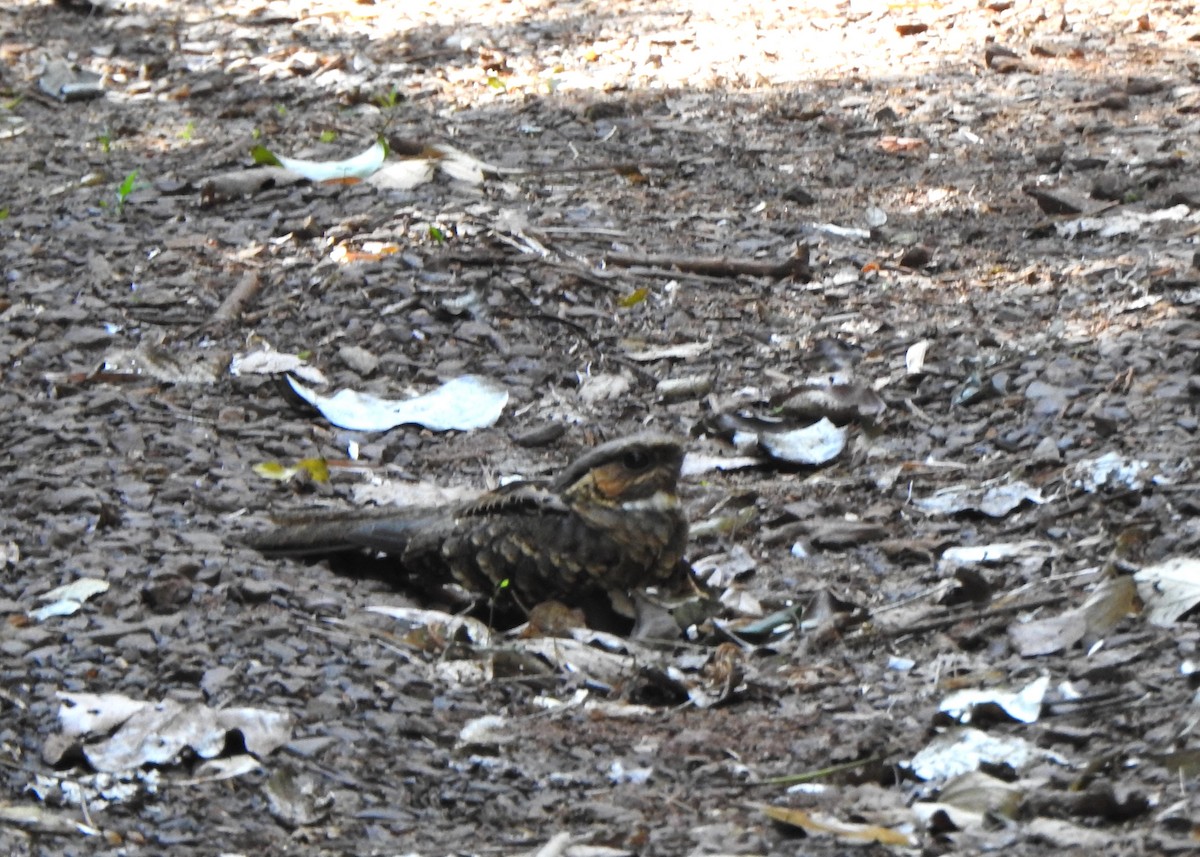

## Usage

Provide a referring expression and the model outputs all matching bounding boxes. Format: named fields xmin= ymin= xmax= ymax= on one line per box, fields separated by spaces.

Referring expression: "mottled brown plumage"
xmin=247 ymin=435 xmax=690 ymax=621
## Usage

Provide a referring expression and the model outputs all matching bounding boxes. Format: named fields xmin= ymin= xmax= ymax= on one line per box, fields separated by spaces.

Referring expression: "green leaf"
xmin=319 ymin=129 xmax=337 ymax=143
xmin=250 ymin=145 xmax=281 ymax=167
xmin=114 ymin=171 xmax=139 ymax=214
xmin=619 ymin=287 xmax=649 ymax=308
xmin=374 ymin=88 xmax=401 ymax=109
xmin=253 ymin=458 xmax=330 ymax=484
xmin=295 ymin=458 xmax=330 ymax=483
xmin=252 ymin=461 xmax=291 ymax=480
xmin=428 ymin=225 xmax=446 ymax=243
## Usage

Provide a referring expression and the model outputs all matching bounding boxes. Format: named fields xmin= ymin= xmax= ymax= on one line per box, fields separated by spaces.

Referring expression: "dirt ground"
xmin=2 ymin=0 xmax=1200 ymax=853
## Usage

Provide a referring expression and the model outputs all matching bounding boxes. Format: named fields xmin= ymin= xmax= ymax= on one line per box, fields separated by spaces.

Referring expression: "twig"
xmin=535 ymin=258 xmax=626 ymax=293
xmin=212 ymin=269 xmax=264 ymax=324
xmin=1044 ymin=690 xmax=1141 ymax=716
xmin=748 ymin=755 xmax=888 ymax=787
xmin=503 ymin=160 xmax=679 ymax=177
xmin=537 ymin=226 xmax=628 ymax=237
xmin=869 ymin=580 xmax=957 ymax=615
xmin=591 ymin=264 xmax=742 ymax=285
xmin=1153 ymin=481 xmax=1200 ymax=494
xmin=882 ymin=594 xmax=1069 ymax=640
xmin=604 ymin=245 xmax=811 ymax=281
xmin=528 ymin=831 xmax=574 ymax=857
xmin=75 ymin=782 xmax=96 ymax=832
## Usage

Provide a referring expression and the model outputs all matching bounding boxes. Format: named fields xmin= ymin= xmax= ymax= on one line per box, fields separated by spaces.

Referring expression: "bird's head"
xmin=555 ymin=434 xmax=684 ymax=509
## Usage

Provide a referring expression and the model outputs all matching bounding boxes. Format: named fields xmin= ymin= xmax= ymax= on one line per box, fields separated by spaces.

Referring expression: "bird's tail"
xmin=244 ymin=509 xmax=433 ymax=557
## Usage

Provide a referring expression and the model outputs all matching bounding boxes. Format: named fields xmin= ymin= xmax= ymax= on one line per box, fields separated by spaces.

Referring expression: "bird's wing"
xmin=392 ymin=480 xmax=571 ymax=568
xmin=451 ymin=479 xmax=570 ymax=518
xmin=329 ymin=482 xmax=570 ymax=558
xmin=346 ymin=512 xmax=441 ymax=554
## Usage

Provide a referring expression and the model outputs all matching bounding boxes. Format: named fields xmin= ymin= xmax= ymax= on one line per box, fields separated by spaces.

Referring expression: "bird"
xmin=246 ymin=434 xmax=692 ymax=627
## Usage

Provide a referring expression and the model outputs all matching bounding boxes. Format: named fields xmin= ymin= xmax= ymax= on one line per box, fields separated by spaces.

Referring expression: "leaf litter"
xmin=3 ymin=0 xmax=1200 ymax=853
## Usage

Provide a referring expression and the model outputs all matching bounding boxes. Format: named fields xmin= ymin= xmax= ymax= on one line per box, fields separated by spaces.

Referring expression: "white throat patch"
xmin=619 ymin=490 xmax=680 ymax=513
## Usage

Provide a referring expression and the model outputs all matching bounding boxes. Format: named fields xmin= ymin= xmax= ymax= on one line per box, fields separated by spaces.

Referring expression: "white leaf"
xmin=939 ymin=675 xmax=1049 ymax=724
xmin=230 ymin=351 xmax=329 ymax=385
xmin=916 ymin=480 xmax=1043 ymax=517
xmin=624 ymin=341 xmax=712 ymax=362
xmin=272 ymin=139 xmax=386 ymax=182
xmin=1134 ymin=558 xmax=1200 ymax=627
xmin=368 ymin=159 xmax=436 ymax=190
xmin=905 ymin=339 xmax=929 ymax=374
xmin=286 ymin=374 xmax=508 ymax=432
xmin=57 ymin=692 xmax=149 ymax=737
xmin=909 ymin=727 xmax=1041 ymax=782
xmin=759 ymin=418 xmax=847 ymax=466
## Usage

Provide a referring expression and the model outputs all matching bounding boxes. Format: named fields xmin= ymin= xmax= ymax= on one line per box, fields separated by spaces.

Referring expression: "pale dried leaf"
xmin=909 ymin=727 xmax=1041 ymax=782
xmin=939 ymin=674 xmax=1048 ymax=724
xmin=759 ymin=418 xmax=847 ymax=465
xmin=286 ymin=374 xmax=508 ymax=432
xmin=1134 ymin=557 xmax=1200 ymax=626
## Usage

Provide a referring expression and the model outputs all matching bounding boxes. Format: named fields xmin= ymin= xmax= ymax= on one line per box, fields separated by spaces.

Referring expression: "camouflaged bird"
xmin=247 ymin=434 xmax=691 ymax=623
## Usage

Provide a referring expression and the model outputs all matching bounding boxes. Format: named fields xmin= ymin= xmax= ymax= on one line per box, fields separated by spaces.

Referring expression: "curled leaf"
xmin=252 ymin=139 xmax=386 ymax=183
xmin=759 ymin=418 xmax=847 ymax=466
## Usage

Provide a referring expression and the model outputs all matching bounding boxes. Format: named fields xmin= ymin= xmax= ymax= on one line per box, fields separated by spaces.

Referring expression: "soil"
xmin=2 ymin=0 xmax=1200 ymax=854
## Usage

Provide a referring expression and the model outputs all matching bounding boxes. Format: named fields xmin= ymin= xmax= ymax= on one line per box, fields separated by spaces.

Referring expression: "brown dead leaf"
xmin=763 ymin=806 xmax=916 ymax=846
xmin=878 ymin=135 xmax=926 ymax=153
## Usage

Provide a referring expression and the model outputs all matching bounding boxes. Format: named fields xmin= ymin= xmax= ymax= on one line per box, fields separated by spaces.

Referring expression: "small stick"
xmin=881 ymin=594 xmax=1069 ymax=640
xmin=604 ymin=245 xmax=810 ymax=281
xmin=212 ymin=269 xmax=263 ymax=324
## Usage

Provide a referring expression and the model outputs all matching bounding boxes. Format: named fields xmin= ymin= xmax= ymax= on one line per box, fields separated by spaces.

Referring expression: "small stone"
xmin=898 ymin=245 xmax=932 ymax=270
xmin=1093 ymin=91 xmax=1130 ymax=110
xmin=142 ymin=575 xmax=193 ymax=614
xmin=1024 ymin=186 xmax=1090 ymax=215
xmin=1031 ymin=435 xmax=1061 ymax=464
xmin=1167 ymin=187 xmax=1200 ymax=208
xmin=338 ymin=345 xmax=379 ymax=376
xmin=656 ymin=375 xmax=713 ymax=402
xmin=1125 ymin=76 xmax=1165 ymax=95
xmin=511 ymin=423 xmax=568 ymax=447
xmin=1033 ymin=144 xmax=1065 ymax=165
xmin=63 ymin=327 xmax=114 ymax=348
xmin=200 ymin=665 xmax=235 ymax=697
xmin=782 ymin=185 xmax=816 ymax=205
xmin=231 ymin=578 xmax=278 ymax=604
xmin=286 ymin=735 xmax=339 ymax=758
xmin=1091 ymin=174 xmax=1130 ymax=201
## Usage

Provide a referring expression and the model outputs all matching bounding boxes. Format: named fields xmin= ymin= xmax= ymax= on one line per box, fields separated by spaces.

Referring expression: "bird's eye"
xmin=621 ymin=449 xmax=653 ymax=471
